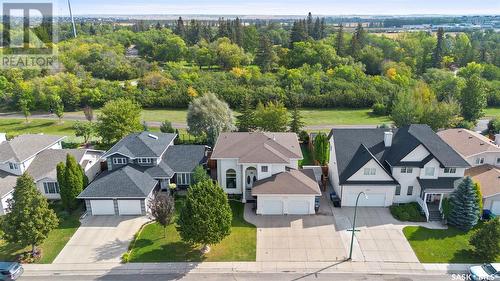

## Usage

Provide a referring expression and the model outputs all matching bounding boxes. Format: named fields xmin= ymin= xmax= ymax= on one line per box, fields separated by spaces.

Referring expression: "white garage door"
xmin=492 ymin=201 xmax=500 ymax=215
xmin=260 ymin=200 xmax=283 ymax=215
xmin=90 ymin=200 xmax=115 ymax=215
xmin=118 ymin=200 xmax=142 ymax=215
xmin=345 ymin=192 xmax=386 ymax=207
xmin=288 ymin=200 xmax=310 ymax=215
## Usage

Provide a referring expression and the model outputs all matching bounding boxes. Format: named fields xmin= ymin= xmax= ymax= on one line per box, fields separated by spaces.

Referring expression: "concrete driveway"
xmin=53 ymin=216 xmax=149 ymax=264
xmin=245 ymin=194 xmax=348 ymax=262
xmin=334 ymin=207 xmax=425 ymax=263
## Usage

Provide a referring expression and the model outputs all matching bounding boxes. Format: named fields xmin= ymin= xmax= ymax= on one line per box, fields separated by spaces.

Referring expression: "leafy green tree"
xmin=58 ymin=154 xmax=85 ymax=211
xmin=360 ymin=46 xmax=384 ymax=75
xmin=1 ymin=174 xmax=58 ymax=255
xmin=177 ymin=179 xmax=232 ymax=254
xmin=192 ymin=165 xmax=210 ymax=184
xmin=313 ymin=133 xmax=330 ymax=166
xmin=96 ymin=98 xmax=142 ymax=145
xmin=160 ymin=120 xmax=175 ymax=133
xmin=460 ymin=72 xmax=486 ymax=123
xmin=236 ymin=94 xmax=255 ymax=132
xmin=148 ymin=192 xmax=175 ymax=238
xmin=391 ymin=91 xmax=422 ymax=127
xmin=448 ymin=177 xmax=480 ymax=231
xmin=253 ymin=101 xmax=289 ymax=132
xmin=73 ymin=121 xmax=94 ymax=144
xmin=470 ymin=218 xmax=500 ymax=261
xmin=254 ymin=35 xmax=276 ymax=72
xmin=18 ymin=96 xmax=31 ymax=122
xmin=187 ymin=92 xmax=235 ymax=145
xmin=212 ymin=38 xmax=250 ymax=70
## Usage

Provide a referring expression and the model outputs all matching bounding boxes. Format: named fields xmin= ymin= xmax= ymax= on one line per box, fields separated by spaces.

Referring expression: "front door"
xmin=246 ymin=169 xmax=257 ymax=190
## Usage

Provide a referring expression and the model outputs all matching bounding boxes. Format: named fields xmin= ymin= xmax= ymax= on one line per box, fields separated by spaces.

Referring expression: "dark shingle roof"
xmin=103 ymin=132 xmax=176 ymax=158
xmin=78 ymin=165 xmax=157 ymax=198
xmin=0 ymin=134 xmax=65 ymax=163
xmin=0 ymin=170 xmax=18 ymax=198
xmin=164 ymin=145 xmax=207 ymax=173
xmin=417 ymin=177 xmax=461 ymax=190
xmin=330 ymin=124 xmax=469 ymax=185
xmin=26 ymin=149 xmax=87 ymax=181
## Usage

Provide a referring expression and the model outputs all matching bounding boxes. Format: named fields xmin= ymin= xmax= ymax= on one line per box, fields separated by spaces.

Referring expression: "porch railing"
xmin=416 ymin=197 xmax=430 ymax=221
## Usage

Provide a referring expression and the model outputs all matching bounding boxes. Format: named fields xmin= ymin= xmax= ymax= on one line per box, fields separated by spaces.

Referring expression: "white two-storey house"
xmin=211 ymin=132 xmax=321 ymax=215
xmin=328 ymin=125 xmax=470 ymax=221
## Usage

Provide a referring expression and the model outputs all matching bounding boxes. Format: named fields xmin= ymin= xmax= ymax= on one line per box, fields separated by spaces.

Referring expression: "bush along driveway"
xmin=0 ymin=203 xmax=81 ymax=264
xmin=128 ymin=199 xmax=256 ymax=262
xmin=403 ymin=224 xmax=500 ymax=263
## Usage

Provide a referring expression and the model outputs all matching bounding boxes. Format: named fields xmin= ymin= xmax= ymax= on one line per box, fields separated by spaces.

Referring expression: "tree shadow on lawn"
xmin=131 ymin=241 xmax=206 ymax=262
xmin=404 ymin=226 xmax=469 ymax=241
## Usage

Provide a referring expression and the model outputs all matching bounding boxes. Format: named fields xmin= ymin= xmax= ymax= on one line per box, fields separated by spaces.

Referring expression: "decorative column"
xmin=241 ymin=165 xmax=246 ymax=203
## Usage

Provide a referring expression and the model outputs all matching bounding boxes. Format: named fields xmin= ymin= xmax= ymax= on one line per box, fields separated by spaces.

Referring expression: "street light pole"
xmin=348 ymin=191 xmax=367 ymax=260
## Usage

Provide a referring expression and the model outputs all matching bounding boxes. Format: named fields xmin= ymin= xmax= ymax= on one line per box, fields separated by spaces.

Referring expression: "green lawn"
xmin=403 ymin=225 xmax=500 ymax=263
xmin=299 ymin=108 xmax=391 ymax=126
xmin=485 ymin=107 xmax=500 ymax=118
xmin=0 ymin=119 xmax=77 ymax=137
xmin=0 ymin=204 xmax=81 ymax=263
xmin=129 ymin=199 xmax=256 ymax=262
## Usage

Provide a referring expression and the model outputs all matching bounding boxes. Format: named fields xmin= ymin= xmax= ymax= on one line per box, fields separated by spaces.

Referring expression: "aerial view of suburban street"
xmin=0 ymin=0 xmax=499 ymax=280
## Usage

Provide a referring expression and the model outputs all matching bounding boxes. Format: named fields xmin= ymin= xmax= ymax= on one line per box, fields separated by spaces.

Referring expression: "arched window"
xmin=226 ymin=169 xmax=237 ymax=189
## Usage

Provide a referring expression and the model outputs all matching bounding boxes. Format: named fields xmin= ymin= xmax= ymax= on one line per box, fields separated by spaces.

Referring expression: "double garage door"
xmin=258 ymin=197 xmax=313 ymax=215
xmin=90 ymin=200 xmax=143 ymax=215
xmin=343 ymin=192 xmax=387 ymax=207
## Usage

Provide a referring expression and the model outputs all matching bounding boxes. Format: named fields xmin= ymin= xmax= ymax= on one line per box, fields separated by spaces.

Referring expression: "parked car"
xmin=330 ymin=192 xmax=341 ymax=207
xmin=469 ymin=263 xmax=500 ymax=281
xmin=0 ymin=262 xmax=23 ymax=281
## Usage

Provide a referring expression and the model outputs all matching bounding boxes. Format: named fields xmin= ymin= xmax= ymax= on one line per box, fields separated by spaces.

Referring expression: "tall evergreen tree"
xmin=174 ymin=17 xmax=186 ymax=38
xmin=58 ymin=154 xmax=85 ymax=211
xmin=290 ymin=20 xmax=308 ymax=47
xmin=336 ymin=24 xmax=345 ymax=56
xmin=433 ymin=27 xmax=445 ymax=68
xmin=217 ymin=17 xmax=229 ymax=38
xmin=236 ymin=94 xmax=255 ymax=132
xmin=312 ymin=17 xmax=321 ymax=40
xmin=306 ymin=12 xmax=314 ymax=37
xmin=234 ymin=17 xmax=243 ymax=46
xmin=1 ymin=174 xmax=58 ymax=255
xmin=350 ymin=22 xmax=366 ymax=57
xmin=254 ymin=34 xmax=275 ymax=72
xmin=289 ymin=97 xmax=304 ymax=134
xmin=354 ymin=22 xmax=366 ymax=48
xmin=319 ymin=18 xmax=326 ymax=39
xmin=187 ymin=19 xmax=201 ymax=45
xmin=448 ymin=177 xmax=480 ymax=231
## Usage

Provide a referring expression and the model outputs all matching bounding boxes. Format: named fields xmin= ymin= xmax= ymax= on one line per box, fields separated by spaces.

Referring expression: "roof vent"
xmin=148 ymin=134 xmax=158 ymax=140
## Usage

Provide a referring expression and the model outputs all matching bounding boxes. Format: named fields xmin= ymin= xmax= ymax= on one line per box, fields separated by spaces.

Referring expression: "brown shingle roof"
xmin=437 ymin=129 xmax=500 ymax=158
xmin=465 ymin=165 xmax=500 ymax=198
xmin=211 ymin=132 xmax=302 ymax=164
xmin=251 ymin=169 xmax=321 ymax=195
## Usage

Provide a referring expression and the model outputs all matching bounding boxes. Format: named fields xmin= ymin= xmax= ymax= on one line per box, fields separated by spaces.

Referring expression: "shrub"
xmin=160 ymin=120 xmax=175 ymax=133
xmin=372 ymin=103 xmax=387 ymax=116
xmin=121 ymin=252 xmax=130 ymax=263
xmin=456 ymin=120 xmax=475 ymax=130
xmin=470 ymin=218 xmax=500 ymax=261
xmin=488 ymin=116 xmax=500 ymax=134
xmin=390 ymin=203 xmax=426 ymax=222
xmin=298 ymin=130 xmax=309 ymax=143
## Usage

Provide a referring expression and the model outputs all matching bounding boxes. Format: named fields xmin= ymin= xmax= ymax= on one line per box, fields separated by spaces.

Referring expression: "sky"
xmin=57 ymin=0 xmax=500 ymax=16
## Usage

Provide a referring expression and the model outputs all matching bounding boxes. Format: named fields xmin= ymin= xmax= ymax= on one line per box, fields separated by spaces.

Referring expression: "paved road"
xmin=19 ymin=272 xmax=455 ymax=281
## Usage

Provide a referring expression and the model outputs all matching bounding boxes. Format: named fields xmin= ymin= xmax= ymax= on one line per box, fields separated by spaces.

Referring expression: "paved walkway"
xmin=53 ymin=216 xmax=149 ymax=264
xmin=22 ymin=261 xmax=473 ymax=277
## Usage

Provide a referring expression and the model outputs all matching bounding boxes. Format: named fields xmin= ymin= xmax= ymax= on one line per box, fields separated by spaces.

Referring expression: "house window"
xmin=496 ymin=158 xmax=500 ymax=165
xmin=113 ymin=158 xmax=127 ymax=165
xmin=176 ymin=173 xmax=192 ymax=185
xmin=9 ymin=163 xmax=18 ymax=170
xmin=43 ymin=182 xmax=60 ymax=194
xmin=261 ymin=166 xmax=268 ymax=173
xmin=407 ymin=186 xmax=414 ymax=196
xmin=424 ymin=167 xmax=435 ymax=176
xmin=395 ymin=186 xmax=401 ymax=196
xmin=444 ymin=168 xmax=456 ymax=174
xmin=226 ymin=169 xmax=236 ymax=189
xmin=363 ymin=168 xmax=376 ymax=175
xmin=400 ymin=167 xmax=413 ymax=173
xmin=475 ymin=158 xmax=485 ymax=165
xmin=137 ymin=158 xmax=153 ymax=164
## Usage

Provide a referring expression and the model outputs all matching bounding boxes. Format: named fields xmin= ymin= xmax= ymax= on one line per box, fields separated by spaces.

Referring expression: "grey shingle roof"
xmin=103 ymin=132 xmax=176 ymax=158
xmin=77 ymin=165 xmax=157 ymax=198
xmin=330 ymin=124 xmax=469 ymax=185
xmin=417 ymin=177 xmax=461 ymax=190
xmin=0 ymin=134 xmax=65 ymax=163
xmin=0 ymin=170 xmax=18 ymax=198
xmin=164 ymin=145 xmax=207 ymax=173
xmin=26 ymin=149 xmax=87 ymax=181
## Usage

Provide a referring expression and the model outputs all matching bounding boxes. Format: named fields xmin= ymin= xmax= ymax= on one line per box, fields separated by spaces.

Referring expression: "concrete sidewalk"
xmin=22 ymin=261 xmax=472 ymax=277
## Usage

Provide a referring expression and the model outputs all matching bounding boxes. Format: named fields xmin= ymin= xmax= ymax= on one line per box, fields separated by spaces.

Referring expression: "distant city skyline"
xmin=58 ymin=0 xmax=499 ymax=16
